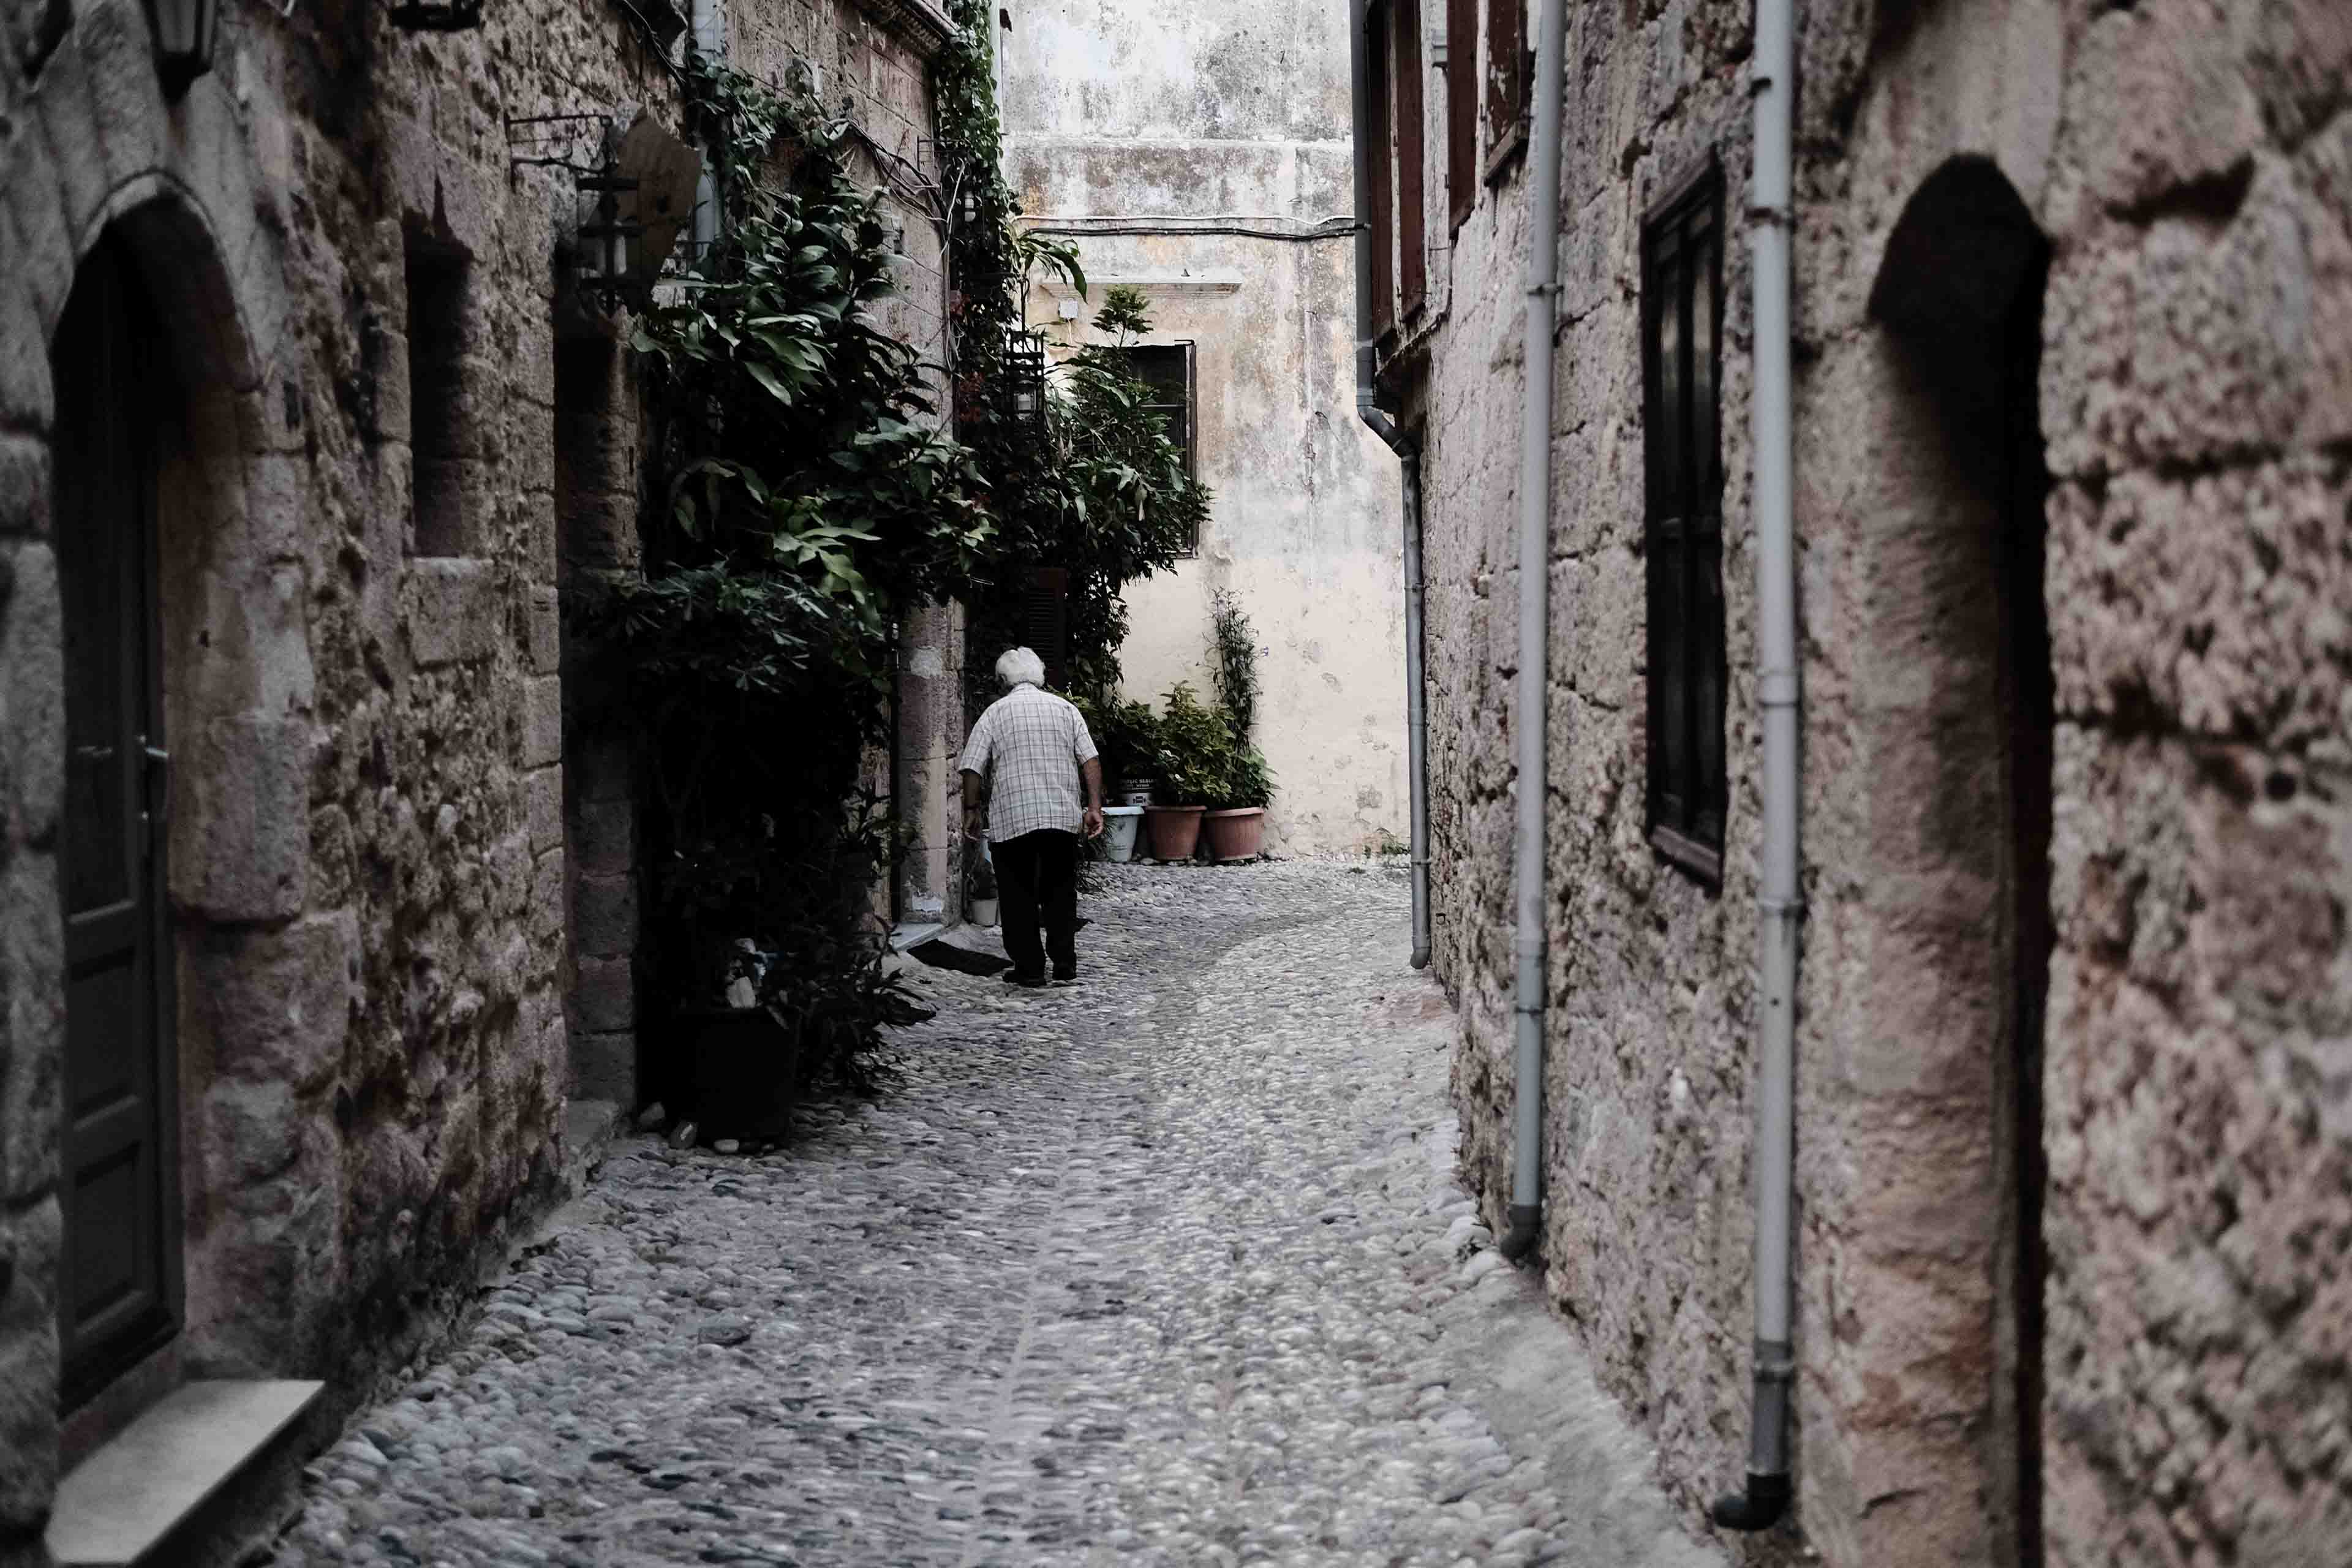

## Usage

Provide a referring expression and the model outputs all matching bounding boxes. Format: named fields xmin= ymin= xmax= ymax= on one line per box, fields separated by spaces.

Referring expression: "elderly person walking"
xmin=960 ymin=647 xmax=1105 ymax=987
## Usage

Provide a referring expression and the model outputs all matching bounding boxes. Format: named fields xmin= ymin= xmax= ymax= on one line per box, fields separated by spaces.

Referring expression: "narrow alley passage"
xmin=268 ymin=865 xmax=1714 ymax=1568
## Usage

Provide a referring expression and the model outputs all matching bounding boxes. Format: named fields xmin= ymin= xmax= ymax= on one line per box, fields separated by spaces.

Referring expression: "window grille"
xmin=404 ymin=241 xmax=473 ymax=558
xmin=1114 ymin=342 xmax=1199 ymax=556
xmin=1640 ymin=162 xmax=1727 ymax=883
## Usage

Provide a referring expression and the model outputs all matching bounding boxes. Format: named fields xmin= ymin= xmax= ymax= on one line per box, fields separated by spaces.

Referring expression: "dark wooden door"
xmin=53 ymin=236 xmax=181 ymax=1409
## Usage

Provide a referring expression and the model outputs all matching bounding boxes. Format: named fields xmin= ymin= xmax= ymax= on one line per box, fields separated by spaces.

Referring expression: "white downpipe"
xmin=1497 ymin=0 xmax=1570 ymax=1263
xmin=1713 ymin=0 xmax=1800 ymax=1530
xmin=690 ymin=0 xmax=723 ymax=251
xmin=1345 ymin=0 xmax=1433 ymax=972
xmin=1401 ymin=462 xmax=1432 ymax=970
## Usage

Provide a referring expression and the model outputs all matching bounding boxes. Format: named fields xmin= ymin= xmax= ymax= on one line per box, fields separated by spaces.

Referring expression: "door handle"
xmin=139 ymin=740 xmax=170 ymax=827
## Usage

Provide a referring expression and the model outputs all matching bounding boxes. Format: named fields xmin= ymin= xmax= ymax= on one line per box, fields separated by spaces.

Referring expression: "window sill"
xmin=1649 ymin=823 xmax=1723 ymax=889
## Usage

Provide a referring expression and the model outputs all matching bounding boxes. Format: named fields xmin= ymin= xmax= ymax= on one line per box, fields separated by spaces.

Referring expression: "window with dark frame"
xmin=1365 ymin=1 xmax=1398 ymax=339
xmin=405 ymin=241 xmax=473 ymax=558
xmin=1640 ymin=162 xmax=1727 ymax=883
xmin=1115 ymin=342 xmax=1199 ymax=555
xmin=1446 ymin=0 xmax=1479 ymax=230
xmin=1392 ymin=0 xmax=1429 ymax=317
xmin=1482 ymin=0 xmax=1527 ymax=178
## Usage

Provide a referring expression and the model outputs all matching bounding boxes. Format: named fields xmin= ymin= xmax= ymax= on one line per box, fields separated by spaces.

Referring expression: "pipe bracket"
xmin=1754 ymin=1339 xmax=1796 ymax=1380
xmin=1758 ymin=669 xmax=1800 ymax=706
xmin=1757 ymin=894 xmax=1806 ymax=918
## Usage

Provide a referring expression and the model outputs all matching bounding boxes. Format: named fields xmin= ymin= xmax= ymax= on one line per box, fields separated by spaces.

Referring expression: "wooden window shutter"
xmin=1483 ymin=0 xmax=1528 ymax=168
xmin=1366 ymin=1 xmax=1398 ymax=339
xmin=1025 ymin=566 xmax=1069 ymax=689
xmin=1446 ymin=0 xmax=1478 ymax=230
xmin=1393 ymin=0 xmax=1428 ymax=317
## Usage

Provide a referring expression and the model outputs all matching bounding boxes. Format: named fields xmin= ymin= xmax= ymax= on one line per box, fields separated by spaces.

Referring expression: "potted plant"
xmin=1200 ymin=592 xmax=1272 ymax=861
xmin=1202 ymin=744 xmax=1273 ymax=861
xmin=1144 ymin=682 xmax=1227 ymax=861
xmin=1076 ymin=693 xmax=1163 ymax=805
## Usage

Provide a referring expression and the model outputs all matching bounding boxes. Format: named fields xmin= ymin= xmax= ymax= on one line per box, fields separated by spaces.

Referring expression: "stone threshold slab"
xmin=47 ymin=1379 xmax=324 ymax=1567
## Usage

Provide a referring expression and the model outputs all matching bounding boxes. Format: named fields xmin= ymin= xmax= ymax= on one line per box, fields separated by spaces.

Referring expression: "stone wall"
xmin=0 ymin=0 xmax=955 ymax=1559
xmin=1389 ymin=0 xmax=2350 ymax=1562
xmin=998 ymin=0 xmax=1409 ymax=856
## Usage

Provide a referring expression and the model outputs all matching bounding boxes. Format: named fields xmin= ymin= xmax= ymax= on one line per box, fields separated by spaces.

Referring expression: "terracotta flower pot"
xmin=1143 ymin=804 xmax=1205 ymax=862
xmin=1202 ymin=807 xmax=1266 ymax=862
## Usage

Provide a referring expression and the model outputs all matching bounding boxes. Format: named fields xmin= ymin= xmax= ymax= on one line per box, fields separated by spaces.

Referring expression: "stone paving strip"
xmin=266 ymin=862 xmax=1722 ymax=1568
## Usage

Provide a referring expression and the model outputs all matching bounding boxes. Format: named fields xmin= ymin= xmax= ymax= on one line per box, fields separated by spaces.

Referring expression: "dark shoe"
xmin=1004 ymin=971 xmax=1047 ymax=989
xmin=1051 ymin=972 xmax=1077 ymax=988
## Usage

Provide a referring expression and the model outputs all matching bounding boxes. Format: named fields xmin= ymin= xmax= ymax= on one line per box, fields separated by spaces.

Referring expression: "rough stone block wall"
xmin=1398 ymin=0 xmax=2350 ymax=1562
xmin=2032 ymin=2 xmax=2351 ymax=1559
xmin=556 ymin=333 xmax=643 ymax=1107
xmin=0 ymin=0 xmax=954 ymax=1558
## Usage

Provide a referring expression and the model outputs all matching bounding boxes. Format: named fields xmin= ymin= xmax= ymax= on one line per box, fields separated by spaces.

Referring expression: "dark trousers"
xmin=993 ymin=829 xmax=1079 ymax=979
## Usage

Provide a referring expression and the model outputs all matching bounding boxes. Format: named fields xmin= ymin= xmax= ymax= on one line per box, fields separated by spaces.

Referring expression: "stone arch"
xmin=1839 ymin=152 xmax=2054 ymax=1565
xmin=0 ymin=0 xmax=326 ymax=1479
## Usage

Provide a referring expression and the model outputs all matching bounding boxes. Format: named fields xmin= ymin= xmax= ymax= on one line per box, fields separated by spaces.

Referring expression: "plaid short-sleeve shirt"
xmin=960 ymin=684 xmax=1099 ymax=843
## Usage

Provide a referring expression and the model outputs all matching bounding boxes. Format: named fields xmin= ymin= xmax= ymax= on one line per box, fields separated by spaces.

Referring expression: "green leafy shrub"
xmin=582 ymin=59 xmax=978 ymax=1098
xmin=1213 ymin=744 xmax=1275 ymax=812
xmin=1150 ymin=682 xmax=1234 ymax=806
xmin=1075 ymin=694 xmax=1164 ymax=794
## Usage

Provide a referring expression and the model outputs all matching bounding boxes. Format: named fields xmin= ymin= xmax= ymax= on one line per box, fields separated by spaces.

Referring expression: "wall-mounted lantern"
xmin=388 ymin=0 xmax=484 ymax=31
xmin=509 ymin=110 xmax=700 ymax=317
xmin=574 ymin=120 xmax=646 ymax=313
xmin=145 ymin=0 xmax=219 ymax=96
xmin=1005 ymin=329 xmax=1048 ymax=432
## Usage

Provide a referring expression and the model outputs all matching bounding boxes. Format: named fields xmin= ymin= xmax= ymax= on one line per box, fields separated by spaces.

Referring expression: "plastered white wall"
xmin=1000 ymin=0 xmax=1408 ymax=855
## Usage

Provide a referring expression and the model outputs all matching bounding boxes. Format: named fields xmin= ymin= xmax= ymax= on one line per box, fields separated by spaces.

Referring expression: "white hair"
xmin=996 ymin=646 xmax=1047 ymax=689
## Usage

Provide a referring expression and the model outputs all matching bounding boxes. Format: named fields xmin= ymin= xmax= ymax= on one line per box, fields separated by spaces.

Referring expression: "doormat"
xmin=907 ymin=940 xmax=1011 ymax=976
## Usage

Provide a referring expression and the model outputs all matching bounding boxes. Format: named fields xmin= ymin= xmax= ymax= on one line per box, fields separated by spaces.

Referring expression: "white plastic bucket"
xmin=1102 ymin=805 xmax=1144 ymax=863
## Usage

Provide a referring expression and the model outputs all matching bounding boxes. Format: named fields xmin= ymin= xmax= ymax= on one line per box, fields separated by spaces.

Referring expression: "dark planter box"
xmin=679 ymin=1006 xmax=805 ymax=1141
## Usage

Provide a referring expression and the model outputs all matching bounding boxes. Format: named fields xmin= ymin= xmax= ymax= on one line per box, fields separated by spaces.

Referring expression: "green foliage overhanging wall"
xmin=936 ymin=1 xmax=1213 ymax=709
xmin=588 ymin=56 xmax=985 ymax=1091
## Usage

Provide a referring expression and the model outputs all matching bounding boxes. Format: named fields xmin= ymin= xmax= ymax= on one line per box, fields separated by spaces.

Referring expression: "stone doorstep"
xmin=45 ymin=1380 xmax=325 ymax=1567
xmin=888 ymin=920 xmax=944 ymax=952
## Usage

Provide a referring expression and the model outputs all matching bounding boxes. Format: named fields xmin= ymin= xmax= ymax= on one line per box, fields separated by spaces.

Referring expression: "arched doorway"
xmin=1868 ymin=155 xmax=2053 ymax=1567
xmin=51 ymin=233 xmax=183 ymax=1411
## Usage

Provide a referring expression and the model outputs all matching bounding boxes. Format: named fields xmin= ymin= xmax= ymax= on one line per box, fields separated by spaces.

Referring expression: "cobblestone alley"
xmin=264 ymin=864 xmax=1716 ymax=1568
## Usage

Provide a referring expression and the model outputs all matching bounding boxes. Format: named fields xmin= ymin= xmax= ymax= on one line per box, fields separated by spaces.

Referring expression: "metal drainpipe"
xmin=689 ymin=0 xmax=723 ymax=251
xmin=1494 ymin=0 xmax=1569 ymax=1265
xmin=1346 ymin=0 xmax=1433 ymax=972
xmin=1401 ymin=464 xmax=1432 ymax=969
xmin=1711 ymin=0 xmax=1801 ymax=1529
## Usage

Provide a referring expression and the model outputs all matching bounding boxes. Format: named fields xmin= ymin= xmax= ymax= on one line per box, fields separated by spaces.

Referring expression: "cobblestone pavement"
xmin=269 ymin=862 xmax=1720 ymax=1568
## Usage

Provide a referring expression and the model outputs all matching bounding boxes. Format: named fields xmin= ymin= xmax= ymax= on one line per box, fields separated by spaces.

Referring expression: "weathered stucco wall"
xmin=1000 ymin=0 xmax=1408 ymax=855
xmin=1396 ymin=0 xmax=2350 ymax=1561
xmin=0 ymin=0 xmax=950 ymax=1558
